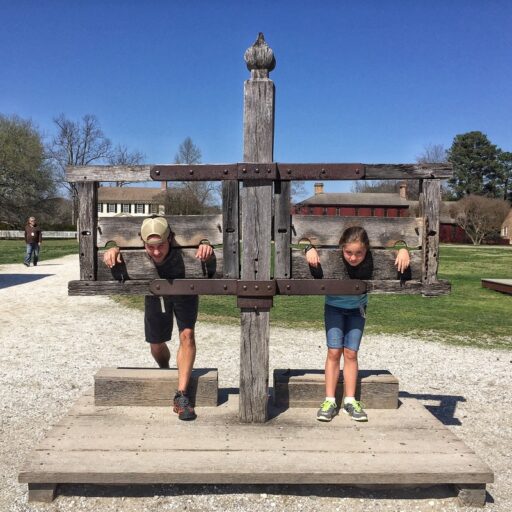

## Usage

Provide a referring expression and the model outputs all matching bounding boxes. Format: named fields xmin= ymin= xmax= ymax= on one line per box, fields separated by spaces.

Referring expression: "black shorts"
xmin=144 ymin=295 xmax=199 ymax=344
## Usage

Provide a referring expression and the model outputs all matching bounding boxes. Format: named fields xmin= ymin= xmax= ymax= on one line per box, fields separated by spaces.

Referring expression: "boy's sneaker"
xmin=173 ymin=391 xmax=196 ymax=421
xmin=343 ymin=400 xmax=368 ymax=422
xmin=316 ymin=400 xmax=338 ymax=422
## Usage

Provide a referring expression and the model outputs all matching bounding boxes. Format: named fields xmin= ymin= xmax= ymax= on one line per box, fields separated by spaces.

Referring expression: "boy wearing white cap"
xmin=103 ymin=216 xmax=213 ymax=421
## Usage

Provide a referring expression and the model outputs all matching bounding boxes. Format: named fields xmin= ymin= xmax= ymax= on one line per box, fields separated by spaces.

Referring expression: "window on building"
xmin=121 ymin=204 xmax=131 ymax=214
xmin=308 ymin=207 xmax=313 ymax=215
xmin=336 ymin=207 xmax=340 ymax=216
xmin=97 ymin=203 xmax=103 ymax=213
xmin=322 ymin=208 xmax=327 ymax=216
xmin=135 ymin=204 xmax=145 ymax=214
xmin=107 ymin=203 xmax=117 ymax=213
xmin=150 ymin=203 xmax=158 ymax=214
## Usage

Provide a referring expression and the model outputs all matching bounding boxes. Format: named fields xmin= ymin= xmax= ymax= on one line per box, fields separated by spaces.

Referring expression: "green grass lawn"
xmin=0 ymin=239 xmax=79 ymax=265
xmin=115 ymin=245 xmax=511 ymax=349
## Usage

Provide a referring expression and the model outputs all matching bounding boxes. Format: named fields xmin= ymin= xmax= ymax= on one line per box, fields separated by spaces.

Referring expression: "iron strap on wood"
xmin=65 ymin=162 xmax=452 ymax=182
xmin=149 ymin=278 xmax=367 ymax=297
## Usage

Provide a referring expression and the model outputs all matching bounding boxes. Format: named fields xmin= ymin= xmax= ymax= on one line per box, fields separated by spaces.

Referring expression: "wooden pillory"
xmin=19 ymin=34 xmax=492 ymax=506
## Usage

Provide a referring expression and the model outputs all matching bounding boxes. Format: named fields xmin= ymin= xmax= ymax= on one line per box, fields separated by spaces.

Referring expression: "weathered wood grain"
xmin=239 ymin=38 xmax=275 ymax=424
xmin=456 ymin=484 xmax=487 ymax=507
xmin=97 ymin=215 xmax=223 ymax=248
xmin=273 ymin=369 xmax=399 ymax=409
xmin=68 ymin=280 xmax=152 ymax=296
xmin=364 ymin=163 xmax=452 ymax=179
xmin=291 ymin=248 xmax=421 ymax=280
xmin=96 ymin=248 xmax=222 ymax=280
xmin=27 ymin=483 xmax=57 ymax=503
xmin=66 ymin=164 xmax=153 ymax=182
xmin=274 ymin=180 xmax=291 ymax=278
xmin=222 ymin=180 xmax=240 ymax=278
xmin=77 ymin=182 xmax=98 ymax=280
xmin=291 ymin=216 xmax=421 ymax=248
xmin=420 ymin=179 xmax=441 ymax=286
xmin=94 ymin=368 xmax=218 ymax=407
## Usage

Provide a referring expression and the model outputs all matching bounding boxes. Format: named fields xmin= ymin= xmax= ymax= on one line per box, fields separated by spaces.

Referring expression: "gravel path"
xmin=1 ymin=254 xmax=511 ymax=512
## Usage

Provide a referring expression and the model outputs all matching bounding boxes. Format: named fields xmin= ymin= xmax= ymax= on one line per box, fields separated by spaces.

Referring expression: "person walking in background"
xmin=305 ymin=226 xmax=410 ymax=423
xmin=23 ymin=216 xmax=42 ymax=267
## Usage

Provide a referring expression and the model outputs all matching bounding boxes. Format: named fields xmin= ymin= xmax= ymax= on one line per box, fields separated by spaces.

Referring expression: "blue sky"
xmin=1 ymin=1 xmax=511 ymax=197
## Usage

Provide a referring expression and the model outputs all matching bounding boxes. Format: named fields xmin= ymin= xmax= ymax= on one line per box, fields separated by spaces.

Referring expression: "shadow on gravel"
xmin=399 ymin=391 xmax=465 ymax=426
xmin=57 ymin=482 xmax=479 ymax=503
xmin=0 ymin=273 xmax=54 ymax=289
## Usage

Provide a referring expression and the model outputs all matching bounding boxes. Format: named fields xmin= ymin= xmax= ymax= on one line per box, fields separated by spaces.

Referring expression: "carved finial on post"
xmin=244 ymin=32 xmax=276 ymax=79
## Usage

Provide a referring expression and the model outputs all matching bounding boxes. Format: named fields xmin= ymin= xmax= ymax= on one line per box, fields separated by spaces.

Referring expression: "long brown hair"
xmin=338 ymin=226 xmax=370 ymax=250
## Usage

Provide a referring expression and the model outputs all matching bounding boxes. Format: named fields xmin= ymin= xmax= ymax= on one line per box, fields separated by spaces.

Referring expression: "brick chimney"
xmin=399 ymin=182 xmax=407 ymax=199
xmin=314 ymin=182 xmax=324 ymax=195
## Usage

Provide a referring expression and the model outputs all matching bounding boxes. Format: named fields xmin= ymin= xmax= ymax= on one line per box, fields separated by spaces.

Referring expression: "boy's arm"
xmin=103 ymin=246 xmax=123 ymax=268
xmin=195 ymin=240 xmax=214 ymax=261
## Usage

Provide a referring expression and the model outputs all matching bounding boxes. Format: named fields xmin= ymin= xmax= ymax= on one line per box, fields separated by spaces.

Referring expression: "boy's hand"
xmin=103 ymin=247 xmax=122 ymax=268
xmin=394 ymin=248 xmax=410 ymax=273
xmin=195 ymin=243 xmax=213 ymax=261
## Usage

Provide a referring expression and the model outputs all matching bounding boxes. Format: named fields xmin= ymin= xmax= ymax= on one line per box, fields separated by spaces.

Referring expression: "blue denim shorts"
xmin=324 ymin=303 xmax=366 ymax=351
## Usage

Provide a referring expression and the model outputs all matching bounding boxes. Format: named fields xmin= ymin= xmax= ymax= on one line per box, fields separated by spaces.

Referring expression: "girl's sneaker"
xmin=316 ymin=400 xmax=338 ymax=422
xmin=343 ymin=400 xmax=368 ymax=421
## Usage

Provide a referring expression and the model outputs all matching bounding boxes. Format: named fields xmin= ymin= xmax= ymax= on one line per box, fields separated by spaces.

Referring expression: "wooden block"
xmin=28 ymin=483 xmax=57 ymax=502
xmin=273 ymin=369 xmax=398 ymax=409
xmin=456 ymin=484 xmax=487 ymax=508
xmin=94 ymin=367 xmax=218 ymax=407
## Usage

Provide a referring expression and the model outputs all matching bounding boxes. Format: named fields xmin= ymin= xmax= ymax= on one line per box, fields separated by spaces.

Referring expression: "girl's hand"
xmin=305 ymin=247 xmax=320 ymax=268
xmin=394 ymin=248 xmax=410 ymax=273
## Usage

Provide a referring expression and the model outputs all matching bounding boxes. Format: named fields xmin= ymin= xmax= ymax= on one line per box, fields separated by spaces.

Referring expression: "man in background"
xmin=24 ymin=216 xmax=42 ymax=267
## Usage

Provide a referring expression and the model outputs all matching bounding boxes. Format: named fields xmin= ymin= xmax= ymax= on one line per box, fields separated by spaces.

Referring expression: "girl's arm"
xmin=394 ymin=247 xmax=410 ymax=273
xmin=304 ymin=244 xmax=320 ymax=268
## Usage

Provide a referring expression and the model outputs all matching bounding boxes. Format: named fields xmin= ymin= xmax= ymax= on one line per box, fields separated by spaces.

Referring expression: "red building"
xmin=292 ymin=183 xmax=410 ymax=218
xmin=292 ymin=183 xmax=469 ymax=243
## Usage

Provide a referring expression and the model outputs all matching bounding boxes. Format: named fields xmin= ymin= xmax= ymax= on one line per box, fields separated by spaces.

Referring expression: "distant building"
xmin=97 ymin=186 xmax=166 ymax=217
xmin=292 ymin=182 xmax=410 ymax=218
xmin=292 ymin=183 xmax=470 ymax=243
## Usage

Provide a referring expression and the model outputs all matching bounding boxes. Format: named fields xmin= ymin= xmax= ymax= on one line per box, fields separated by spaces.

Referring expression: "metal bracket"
xmin=150 ymin=162 xmax=363 ymax=182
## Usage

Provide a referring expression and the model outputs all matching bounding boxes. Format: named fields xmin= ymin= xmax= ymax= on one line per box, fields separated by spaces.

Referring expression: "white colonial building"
xmin=97 ymin=187 xmax=166 ymax=218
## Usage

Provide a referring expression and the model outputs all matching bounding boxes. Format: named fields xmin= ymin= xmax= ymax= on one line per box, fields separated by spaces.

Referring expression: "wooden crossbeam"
xmin=66 ymin=162 xmax=452 ymax=182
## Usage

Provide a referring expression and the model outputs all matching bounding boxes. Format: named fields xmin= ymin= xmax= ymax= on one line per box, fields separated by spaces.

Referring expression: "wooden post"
xmin=239 ymin=33 xmax=276 ymax=423
xmin=77 ymin=182 xmax=98 ymax=280
xmin=222 ymin=180 xmax=240 ymax=279
xmin=274 ymin=180 xmax=291 ymax=278
xmin=419 ymin=179 xmax=441 ymax=294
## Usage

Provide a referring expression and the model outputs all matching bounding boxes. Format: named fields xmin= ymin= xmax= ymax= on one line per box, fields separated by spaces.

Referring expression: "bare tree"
xmin=416 ymin=143 xmax=447 ymax=165
xmin=173 ymin=137 xmax=219 ymax=210
xmin=47 ymin=114 xmax=112 ymax=224
xmin=449 ymin=195 xmax=510 ymax=245
xmin=107 ymin=144 xmax=145 ymax=186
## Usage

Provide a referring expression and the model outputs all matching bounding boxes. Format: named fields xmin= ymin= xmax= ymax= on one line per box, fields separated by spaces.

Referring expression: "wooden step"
xmin=273 ymin=369 xmax=398 ymax=408
xmin=94 ymin=367 xmax=218 ymax=407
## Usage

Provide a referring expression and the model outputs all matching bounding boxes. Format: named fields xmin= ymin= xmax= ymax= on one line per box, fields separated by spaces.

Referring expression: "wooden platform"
xmin=481 ymin=278 xmax=512 ymax=295
xmin=19 ymin=389 xmax=493 ymax=505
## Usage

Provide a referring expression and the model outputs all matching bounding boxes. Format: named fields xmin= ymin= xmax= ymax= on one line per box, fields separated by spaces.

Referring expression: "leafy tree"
xmin=47 ymin=114 xmax=112 ymax=223
xmin=447 ymin=131 xmax=503 ymax=199
xmin=449 ymin=195 xmax=510 ymax=245
xmin=0 ymin=115 xmax=55 ymax=227
xmin=497 ymin=151 xmax=512 ymax=201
